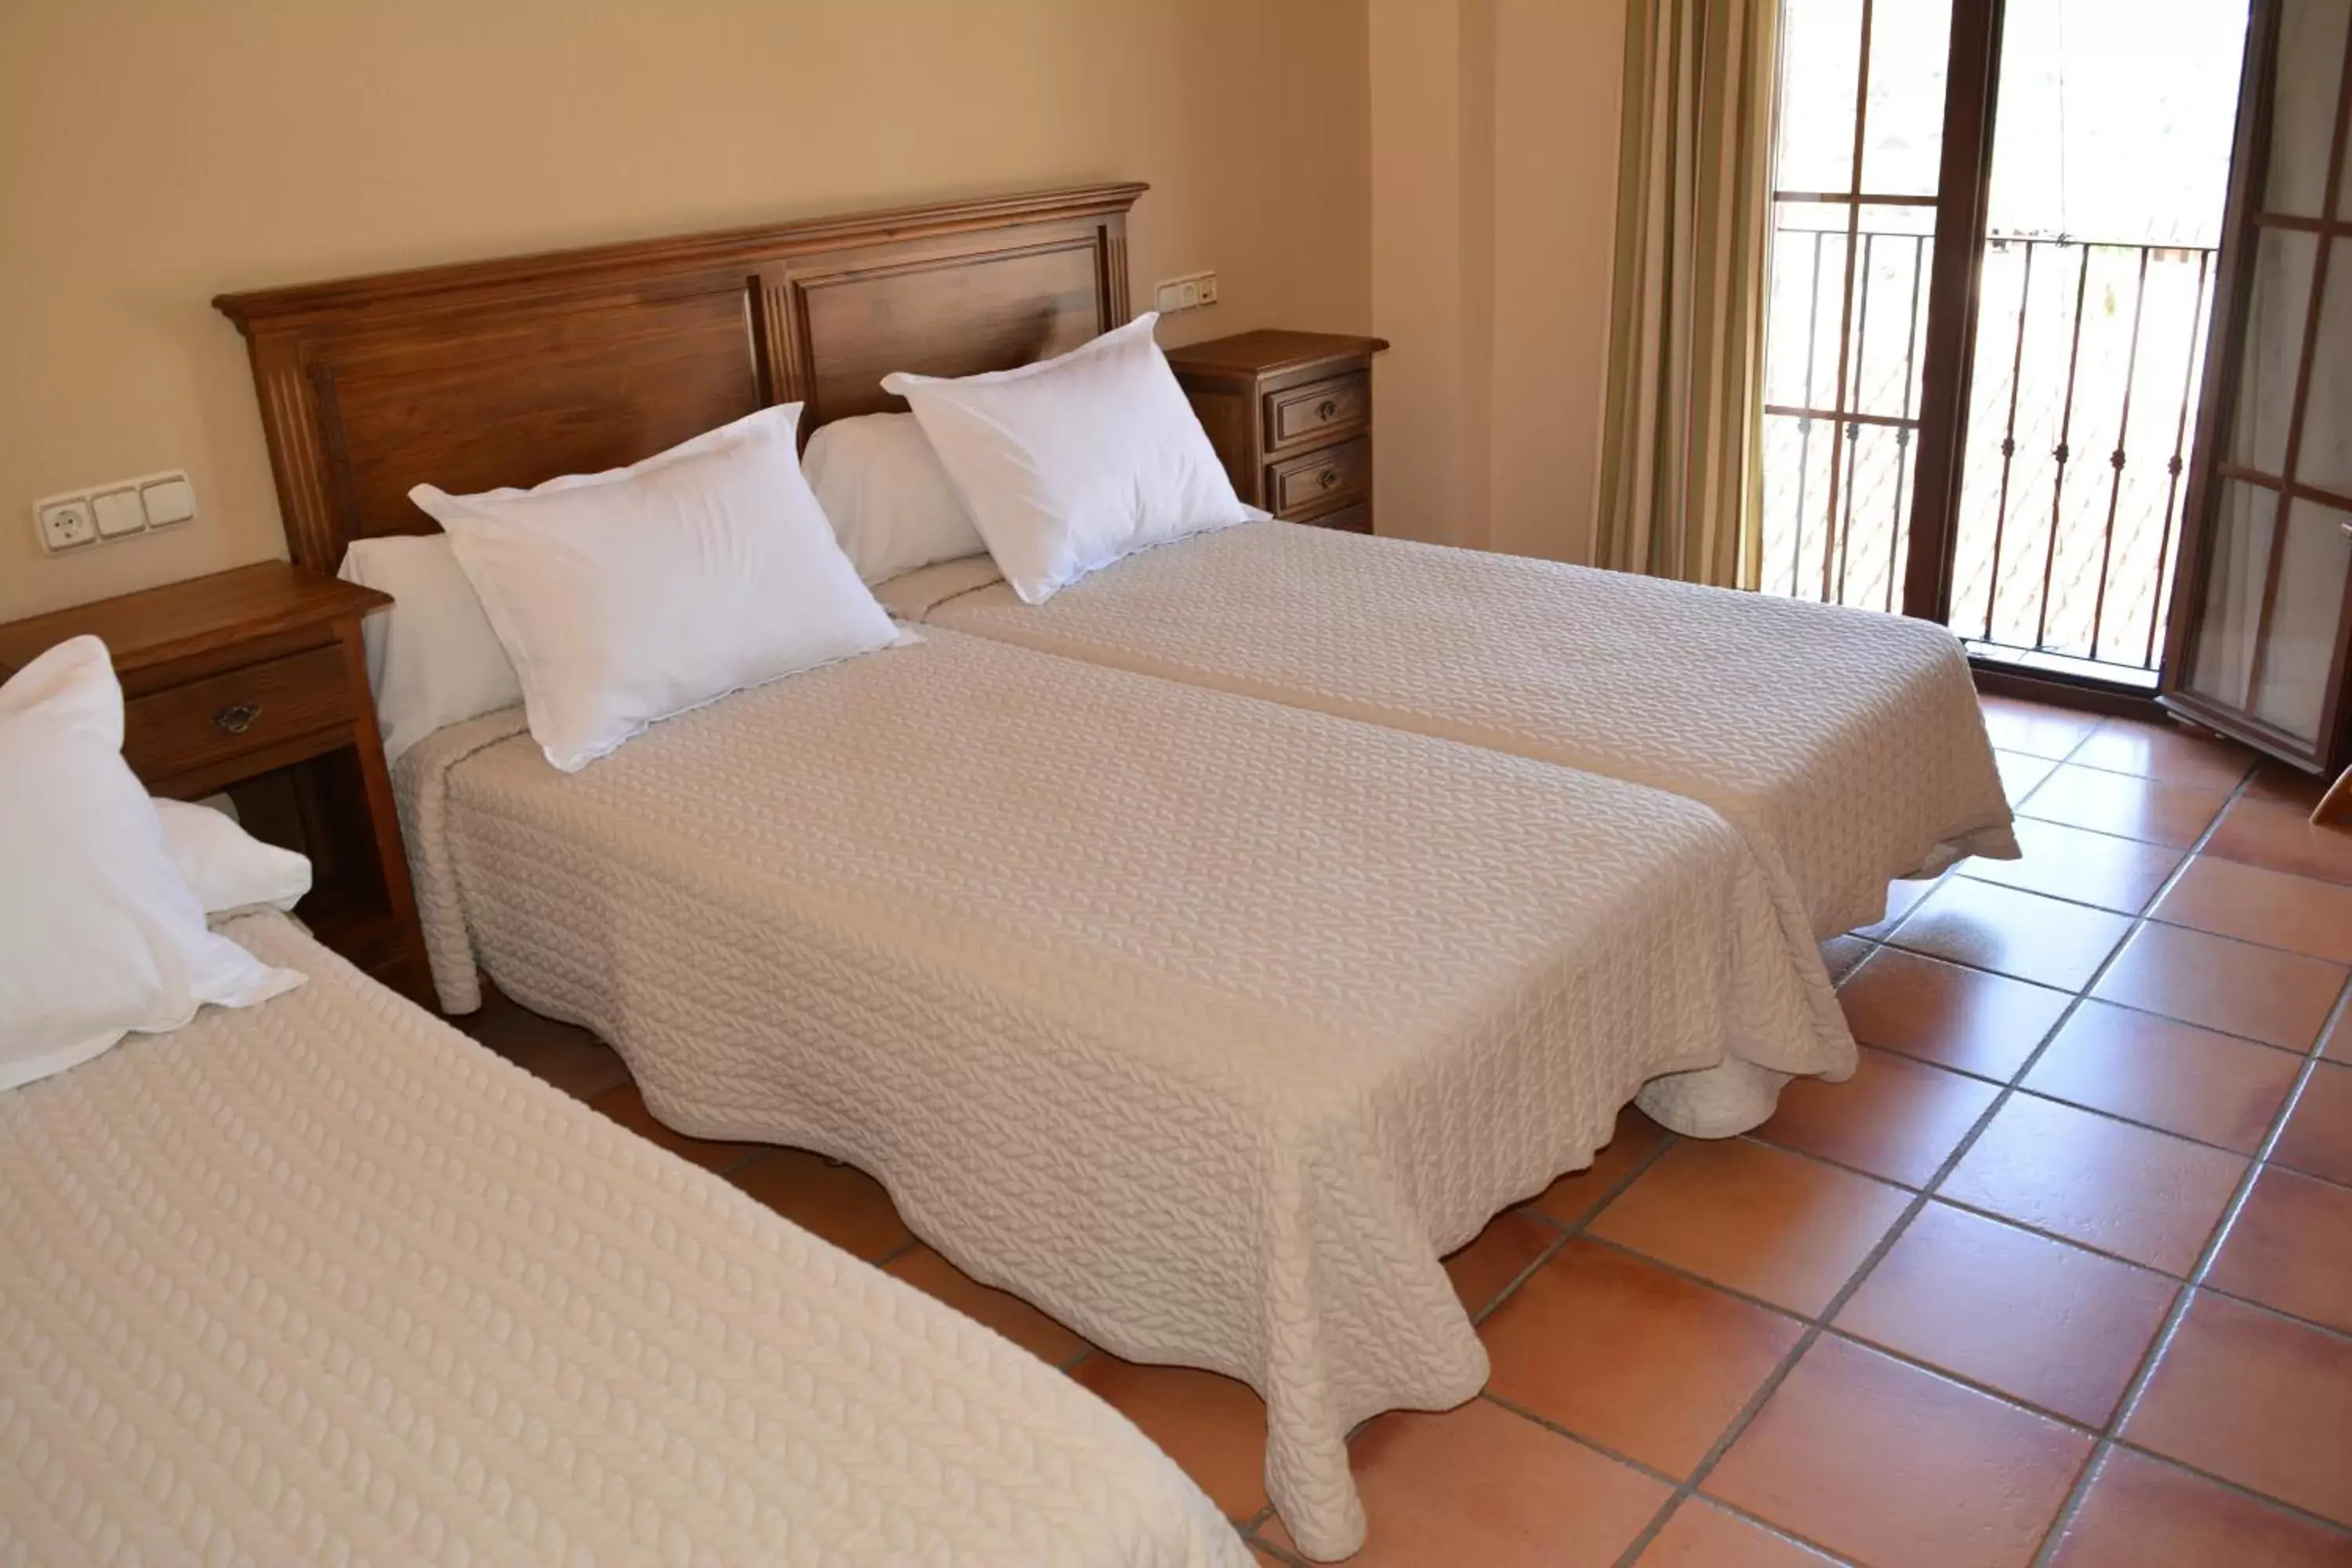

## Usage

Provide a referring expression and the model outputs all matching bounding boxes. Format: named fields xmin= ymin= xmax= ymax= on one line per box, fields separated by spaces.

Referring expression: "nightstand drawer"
xmin=1267 ymin=436 xmax=1371 ymax=518
xmin=1298 ymin=500 xmax=1370 ymax=535
xmin=122 ymin=644 xmax=356 ymax=784
xmin=1265 ymin=371 xmax=1370 ymax=452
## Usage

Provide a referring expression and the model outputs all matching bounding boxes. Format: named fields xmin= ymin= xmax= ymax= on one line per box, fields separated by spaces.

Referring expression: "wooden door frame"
xmin=2161 ymin=0 xmax=2280 ymax=710
xmin=1901 ymin=0 xmax=2007 ymax=626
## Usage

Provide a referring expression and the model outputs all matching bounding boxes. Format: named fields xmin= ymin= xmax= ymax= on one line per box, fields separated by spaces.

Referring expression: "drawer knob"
xmin=1316 ymin=398 xmax=1340 ymax=421
xmin=1318 ymin=468 xmax=1340 ymax=490
xmin=212 ymin=701 xmax=263 ymax=735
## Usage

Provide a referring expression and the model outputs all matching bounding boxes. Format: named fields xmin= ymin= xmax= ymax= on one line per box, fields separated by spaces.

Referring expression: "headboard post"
xmin=216 ymin=183 xmax=1146 ymax=570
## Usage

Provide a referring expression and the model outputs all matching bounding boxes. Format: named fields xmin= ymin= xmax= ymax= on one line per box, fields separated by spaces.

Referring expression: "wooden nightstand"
xmin=1166 ymin=330 xmax=1389 ymax=534
xmin=0 ymin=562 xmax=430 ymax=999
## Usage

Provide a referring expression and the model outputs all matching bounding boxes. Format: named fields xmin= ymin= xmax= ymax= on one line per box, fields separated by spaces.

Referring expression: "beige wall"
xmin=0 ymin=0 xmax=1370 ymax=620
xmin=1368 ymin=0 xmax=1624 ymax=563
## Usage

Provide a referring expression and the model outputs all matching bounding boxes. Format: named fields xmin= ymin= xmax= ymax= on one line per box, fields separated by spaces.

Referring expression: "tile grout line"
xmin=1864 ymin=909 xmax=2342 ymax=1056
xmin=2107 ymin=1410 xmax=2352 ymax=1533
xmin=1609 ymin=945 xmax=2106 ymax=1565
xmin=2027 ymin=1046 xmax=2345 ymax=1566
xmin=1481 ymin=1389 xmax=1870 ymax=1566
xmin=1612 ymin=746 xmax=2264 ymax=1568
xmin=2019 ymin=769 xmax=2349 ymax=1564
xmin=2056 ymin=924 xmax=2352 ymax=1486
xmin=2102 ymin=1432 xmax=2352 ymax=1541
xmin=1750 ymin=1047 xmax=2352 ymax=1210
xmin=1743 ymin=1133 xmax=2352 ymax=1345
xmin=1752 ymin=1054 xmax=2278 ymax=1174
xmin=1569 ymin=1228 xmax=2132 ymax=1432
xmin=871 ymin=1236 xmax=923 ymax=1269
xmin=1840 ymin=766 xmax=2350 ymax=1161
xmin=1889 ymin=895 xmax=2352 ymax=984
xmin=1465 ymin=1127 xmax=1683 ymax=1329
xmin=1244 ymin=1128 xmax=1685 ymax=1561
xmin=1505 ymin=1125 xmax=2352 ymax=1492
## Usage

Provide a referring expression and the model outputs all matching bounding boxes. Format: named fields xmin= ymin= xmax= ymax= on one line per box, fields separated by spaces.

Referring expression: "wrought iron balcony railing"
xmin=1762 ymin=228 xmax=2218 ymax=682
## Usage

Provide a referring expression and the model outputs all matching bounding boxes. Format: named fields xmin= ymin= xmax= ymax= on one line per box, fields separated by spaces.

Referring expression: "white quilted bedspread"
xmin=881 ymin=524 xmax=2018 ymax=940
xmin=0 ymin=913 xmax=1247 ymax=1568
xmin=392 ymin=630 xmax=1850 ymax=1560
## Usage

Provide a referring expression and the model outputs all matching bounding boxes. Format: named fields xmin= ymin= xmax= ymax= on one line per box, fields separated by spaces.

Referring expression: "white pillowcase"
xmin=881 ymin=313 xmax=1254 ymax=603
xmin=802 ymin=412 xmax=987 ymax=583
xmin=411 ymin=405 xmax=902 ymax=773
xmin=154 ymin=797 xmax=313 ymax=916
xmin=0 ymin=637 xmax=304 ymax=1092
xmin=339 ymin=533 xmax=523 ymax=764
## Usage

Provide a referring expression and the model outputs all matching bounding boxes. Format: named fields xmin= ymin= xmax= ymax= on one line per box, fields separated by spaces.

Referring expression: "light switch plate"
xmin=91 ymin=487 xmax=146 ymax=539
xmin=140 ymin=474 xmax=196 ymax=527
xmin=1151 ymin=270 xmax=1218 ymax=316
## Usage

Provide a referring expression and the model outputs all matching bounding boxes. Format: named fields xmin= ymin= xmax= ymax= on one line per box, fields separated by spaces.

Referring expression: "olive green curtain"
xmin=1593 ymin=0 xmax=1780 ymax=589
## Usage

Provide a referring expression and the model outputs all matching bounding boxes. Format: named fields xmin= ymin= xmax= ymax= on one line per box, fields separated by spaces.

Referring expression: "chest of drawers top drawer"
xmin=122 ymin=642 xmax=356 ymax=789
xmin=1265 ymin=371 xmax=1370 ymax=453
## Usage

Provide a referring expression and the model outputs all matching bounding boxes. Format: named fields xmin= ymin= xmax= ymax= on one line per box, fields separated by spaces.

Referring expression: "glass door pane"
xmin=2275 ymin=0 xmax=2352 ymax=212
xmin=1949 ymin=0 xmax=2248 ymax=684
xmin=2168 ymin=0 xmax=2352 ymax=770
xmin=1759 ymin=0 xmax=1951 ymax=610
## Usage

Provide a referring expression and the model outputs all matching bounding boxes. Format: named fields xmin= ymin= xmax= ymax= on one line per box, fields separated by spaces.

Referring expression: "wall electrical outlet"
xmin=36 ymin=496 xmax=98 ymax=552
xmin=1152 ymin=270 xmax=1219 ymax=315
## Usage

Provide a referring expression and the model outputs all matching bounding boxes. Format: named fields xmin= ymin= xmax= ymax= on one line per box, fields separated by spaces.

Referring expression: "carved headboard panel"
xmin=215 ymin=183 xmax=1142 ymax=571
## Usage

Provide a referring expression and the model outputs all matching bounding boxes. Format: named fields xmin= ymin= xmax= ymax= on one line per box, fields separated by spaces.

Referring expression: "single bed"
xmin=390 ymin=626 xmax=1849 ymax=1559
xmin=0 ymin=910 xmax=1248 ymax=1567
xmin=213 ymin=184 xmax=1857 ymax=1559
xmin=877 ymin=524 xmax=2018 ymax=942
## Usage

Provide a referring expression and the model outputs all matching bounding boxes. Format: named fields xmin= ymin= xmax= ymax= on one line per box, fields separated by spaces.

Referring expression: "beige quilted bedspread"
xmin=0 ymin=913 xmax=1247 ymax=1568
xmin=392 ymin=630 xmax=1851 ymax=1560
xmin=881 ymin=524 xmax=2018 ymax=940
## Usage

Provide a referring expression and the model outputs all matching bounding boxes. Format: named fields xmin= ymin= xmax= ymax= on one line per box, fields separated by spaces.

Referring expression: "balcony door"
xmin=2163 ymin=0 xmax=2352 ymax=774
xmin=1761 ymin=0 xmax=2253 ymax=692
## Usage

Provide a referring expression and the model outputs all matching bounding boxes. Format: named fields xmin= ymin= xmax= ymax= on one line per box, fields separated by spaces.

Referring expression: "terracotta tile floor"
xmin=459 ymin=699 xmax=2352 ymax=1566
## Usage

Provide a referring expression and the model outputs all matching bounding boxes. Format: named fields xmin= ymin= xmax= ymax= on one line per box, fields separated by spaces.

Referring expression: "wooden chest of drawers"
xmin=1165 ymin=330 xmax=1388 ymax=534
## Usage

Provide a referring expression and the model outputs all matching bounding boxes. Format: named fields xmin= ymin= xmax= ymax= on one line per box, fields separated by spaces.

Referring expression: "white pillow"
xmin=410 ymin=405 xmax=902 ymax=772
xmin=802 ymin=412 xmax=987 ymax=584
xmin=0 ymin=637 xmax=304 ymax=1092
xmin=339 ymin=533 xmax=523 ymax=763
xmin=153 ymin=797 xmax=312 ymax=916
xmin=881 ymin=313 xmax=1254 ymax=603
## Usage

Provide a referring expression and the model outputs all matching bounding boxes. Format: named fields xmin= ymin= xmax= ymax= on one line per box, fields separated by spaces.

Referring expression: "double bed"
xmin=209 ymin=181 xmax=2002 ymax=1559
xmin=0 ymin=910 xmax=1247 ymax=1566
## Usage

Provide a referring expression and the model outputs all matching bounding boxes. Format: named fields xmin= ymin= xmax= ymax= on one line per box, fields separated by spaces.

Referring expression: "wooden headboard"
xmin=215 ymin=183 xmax=1143 ymax=572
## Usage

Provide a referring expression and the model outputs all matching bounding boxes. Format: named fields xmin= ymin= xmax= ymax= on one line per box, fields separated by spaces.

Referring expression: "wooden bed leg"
xmin=2315 ymin=764 xmax=2352 ymax=828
